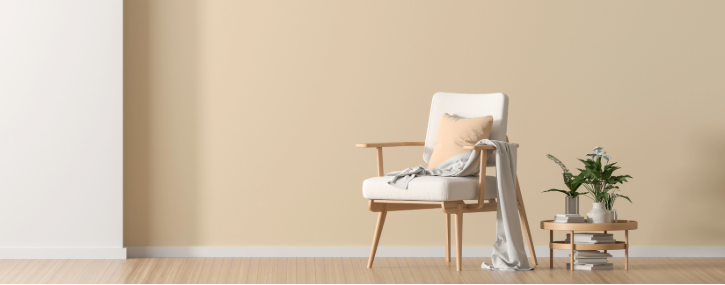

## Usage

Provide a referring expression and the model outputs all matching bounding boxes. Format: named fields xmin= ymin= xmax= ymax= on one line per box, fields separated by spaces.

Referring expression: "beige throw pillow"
xmin=427 ymin=113 xmax=494 ymax=169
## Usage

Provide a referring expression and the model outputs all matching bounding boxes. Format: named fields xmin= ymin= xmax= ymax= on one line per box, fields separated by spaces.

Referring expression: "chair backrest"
xmin=423 ymin=92 xmax=509 ymax=167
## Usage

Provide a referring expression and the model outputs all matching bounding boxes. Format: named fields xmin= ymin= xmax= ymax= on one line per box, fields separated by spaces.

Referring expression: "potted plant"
xmin=578 ymin=147 xmax=633 ymax=223
xmin=543 ymin=154 xmax=585 ymax=215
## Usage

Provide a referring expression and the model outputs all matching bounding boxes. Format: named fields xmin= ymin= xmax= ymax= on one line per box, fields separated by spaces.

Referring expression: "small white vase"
xmin=587 ymin=202 xmax=612 ymax=223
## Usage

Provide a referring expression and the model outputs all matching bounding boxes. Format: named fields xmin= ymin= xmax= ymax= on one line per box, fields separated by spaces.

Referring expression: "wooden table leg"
xmin=550 ymin=230 xmax=553 ymax=269
xmin=625 ymin=230 xmax=629 ymax=270
xmin=603 ymin=231 xmax=607 ymax=254
xmin=570 ymin=230 xmax=574 ymax=271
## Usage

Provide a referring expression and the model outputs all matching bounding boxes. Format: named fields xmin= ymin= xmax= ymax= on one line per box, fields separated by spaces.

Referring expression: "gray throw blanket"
xmin=386 ymin=139 xmax=532 ymax=271
xmin=385 ymin=151 xmax=480 ymax=189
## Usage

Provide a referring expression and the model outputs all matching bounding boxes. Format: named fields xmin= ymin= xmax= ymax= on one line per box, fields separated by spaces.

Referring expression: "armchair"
xmin=356 ymin=93 xmax=537 ymax=271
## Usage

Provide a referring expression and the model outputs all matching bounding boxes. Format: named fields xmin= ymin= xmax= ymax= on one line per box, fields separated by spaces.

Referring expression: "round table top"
xmin=540 ymin=220 xmax=638 ymax=231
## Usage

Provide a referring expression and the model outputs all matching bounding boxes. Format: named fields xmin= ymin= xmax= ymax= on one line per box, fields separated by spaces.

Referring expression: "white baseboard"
xmin=126 ymin=246 xmax=725 ymax=258
xmin=0 ymin=247 xmax=127 ymax=259
xmin=3 ymin=246 xmax=721 ymax=259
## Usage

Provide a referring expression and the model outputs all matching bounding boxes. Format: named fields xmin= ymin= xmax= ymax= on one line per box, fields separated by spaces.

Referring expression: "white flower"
xmin=588 ymin=146 xmax=609 ymax=161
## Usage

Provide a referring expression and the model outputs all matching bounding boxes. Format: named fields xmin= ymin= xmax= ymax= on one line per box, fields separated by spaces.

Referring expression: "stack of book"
xmin=567 ymin=250 xmax=614 ymax=270
xmin=553 ymin=214 xmax=585 ymax=223
xmin=565 ymin=232 xmax=616 ymax=244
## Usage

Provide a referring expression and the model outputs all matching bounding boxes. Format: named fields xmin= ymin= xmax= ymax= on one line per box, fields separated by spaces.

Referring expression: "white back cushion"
xmin=423 ymin=93 xmax=509 ymax=166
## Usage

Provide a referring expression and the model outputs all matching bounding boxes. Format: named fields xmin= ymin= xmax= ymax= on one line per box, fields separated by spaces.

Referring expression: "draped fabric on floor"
xmin=385 ymin=139 xmax=531 ymax=270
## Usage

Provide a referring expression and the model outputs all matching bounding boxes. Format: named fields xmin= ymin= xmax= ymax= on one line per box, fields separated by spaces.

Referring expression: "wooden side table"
xmin=540 ymin=220 xmax=638 ymax=271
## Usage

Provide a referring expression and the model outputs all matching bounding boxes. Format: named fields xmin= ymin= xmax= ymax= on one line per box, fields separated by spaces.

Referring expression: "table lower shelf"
xmin=551 ymin=241 xmax=627 ymax=250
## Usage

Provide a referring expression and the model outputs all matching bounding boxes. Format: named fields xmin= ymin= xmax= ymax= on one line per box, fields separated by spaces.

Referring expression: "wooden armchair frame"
xmin=356 ymin=140 xmax=537 ymax=271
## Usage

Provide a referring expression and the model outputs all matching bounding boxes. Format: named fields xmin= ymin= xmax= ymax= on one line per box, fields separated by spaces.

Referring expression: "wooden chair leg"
xmin=445 ymin=213 xmax=451 ymax=262
xmin=455 ymin=205 xmax=463 ymax=271
xmin=516 ymin=176 xmax=538 ymax=267
xmin=367 ymin=209 xmax=387 ymax=268
xmin=443 ymin=213 xmax=451 ymax=262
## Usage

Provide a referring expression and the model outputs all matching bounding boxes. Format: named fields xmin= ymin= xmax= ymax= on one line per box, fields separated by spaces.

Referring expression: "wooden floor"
xmin=0 ymin=257 xmax=724 ymax=284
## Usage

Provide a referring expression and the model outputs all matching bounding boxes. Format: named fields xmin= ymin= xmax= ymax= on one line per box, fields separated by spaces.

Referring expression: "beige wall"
xmin=124 ymin=0 xmax=725 ymax=247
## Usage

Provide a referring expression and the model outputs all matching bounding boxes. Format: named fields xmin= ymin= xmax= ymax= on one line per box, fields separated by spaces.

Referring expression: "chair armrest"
xmin=462 ymin=143 xmax=519 ymax=150
xmin=355 ymin=142 xmax=424 ymax=177
xmin=355 ymin=142 xmax=425 ymax=148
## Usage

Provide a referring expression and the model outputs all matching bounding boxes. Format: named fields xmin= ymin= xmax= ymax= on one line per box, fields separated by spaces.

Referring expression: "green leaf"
xmin=605 ymin=185 xmax=620 ymax=190
xmin=595 ymin=156 xmax=602 ymax=172
xmin=617 ymin=194 xmax=633 ymax=203
xmin=601 ymin=163 xmax=619 ymax=180
xmin=542 ymin=189 xmax=570 ymax=195
xmin=563 ymin=173 xmax=583 ymax=192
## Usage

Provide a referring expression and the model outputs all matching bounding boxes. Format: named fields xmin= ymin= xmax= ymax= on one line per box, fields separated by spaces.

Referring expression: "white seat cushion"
xmin=362 ymin=176 xmax=498 ymax=201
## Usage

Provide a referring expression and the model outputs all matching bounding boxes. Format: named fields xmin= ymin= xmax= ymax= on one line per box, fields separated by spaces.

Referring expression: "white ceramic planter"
xmin=587 ymin=202 xmax=612 ymax=223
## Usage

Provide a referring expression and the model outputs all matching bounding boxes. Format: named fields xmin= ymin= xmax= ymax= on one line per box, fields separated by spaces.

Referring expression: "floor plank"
xmin=144 ymin=258 xmax=165 ymax=283
xmin=400 ymin=258 xmax=425 ymax=284
xmin=28 ymin=260 xmax=53 ymax=283
xmin=265 ymin=257 xmax=278 ymax=284
xmin=220 ymin=258 xmax=238 ymax=284
xmin=246 ymin=257 xmax=260 ymax=284
xmin=109 ymin=259 xmax=137 ymax=284
xmin=237 ymin=257 xmax=251 ymax=284
xmin=313 ymin=257 xmax=325 ymax=284
xmin=0 ymin=260 xmax=20 ymax=281
xmin=170 ymin=258 xmax=195 ymax=284
xmin=704 ymin=257 xmax=725 ymax=280
xmin=296 ymin=257 xmax=306 ymax=284
xmin=124 ymin=258 xmax=151 ymax=284
xmin=323 ymin=258 xmax=335 ymax=284
xmin=160 ymin=258 xmax=183 ymax=284
xmin=353 ymin=257 xmax=373 ymax=284
xmin=332 ymin=257 xmax=346 ymax=284
xmin=48 ymin=259 xmax=78 ymax=284
xmin=304 ymin=257 xmax=316 ymax=284
xmin=195 ymin=258 xmax=215 ymax=284
xmin=84 ymin=259 xmax=115 ymax=284
xmin=255 ymin=257 xmax=269 ymax=284
xmin=286 ymin=257 xmax=296 ymax=284
xmin=371 ymin=259 xmax=386 ymax=283
xmin=378 ymin=258 xmax=399 ymax=284
xmin=225 ymin=258 xmax=240 ymax=284
xmin=0 ymin=260 xmax=31 ymax=283
xmin=186 ymin=258 xmax=206 ymax=284
xmin=691 ymin=257 xmax=725 ymax=282
xmin=9 ymin=259 xmax=44 ymax=284
xmin=341 ymin=258 xmax=357 ymax=284
xmin=434 ymin=257 xmax=465 ymax=284
xmin=275 ymin=257 xmax=287 ymax=284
